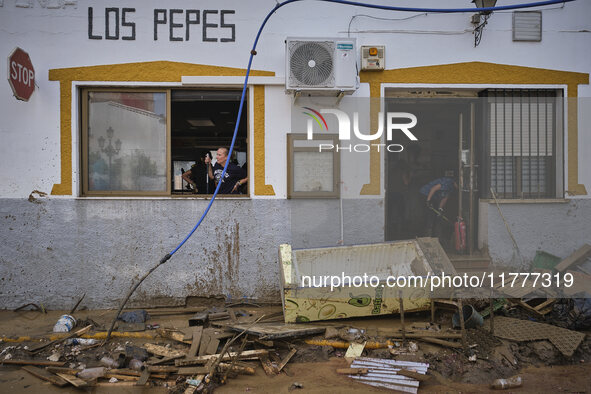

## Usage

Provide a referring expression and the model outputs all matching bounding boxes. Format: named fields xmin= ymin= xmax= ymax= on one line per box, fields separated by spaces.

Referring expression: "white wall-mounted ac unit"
xmin=285 ymin=37 xmax=358 ymax=95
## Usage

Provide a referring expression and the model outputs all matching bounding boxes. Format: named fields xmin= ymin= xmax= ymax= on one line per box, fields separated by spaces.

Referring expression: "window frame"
xmin=81 ymin=88 xmax=171 ymax=197
xmin=287 ymin=133 xmax=340 ymax=199
xmin=483 ymin=88 xmax=563 ymax=199
xmin=80 ymin=87 xmax=251 ymax=198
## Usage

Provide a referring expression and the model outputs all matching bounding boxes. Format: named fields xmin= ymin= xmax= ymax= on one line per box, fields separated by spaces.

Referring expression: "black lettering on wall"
xmin=88 ymin=7 xmax=102 ymax=39
xmin=220 ymin=10 xmax=235 ymax=43
xmin=121 ymin=8 xmax=136 ymax=40
xmin=185 ymin=10 xmax=199 ymax=41
xmin=105 ymin=8 xmax=120 ymax=40
xmin=169 ymin=9 xmax=183 ymax=41
xmin=154 ymin=9 xmax=167 ymax=40
xmin=202 ymin=10 xmax=218 ymax=42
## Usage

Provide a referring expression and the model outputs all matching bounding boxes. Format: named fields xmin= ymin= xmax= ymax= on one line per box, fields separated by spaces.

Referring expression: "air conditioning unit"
xmin=285 ymin=37 xmax=358 ymax=95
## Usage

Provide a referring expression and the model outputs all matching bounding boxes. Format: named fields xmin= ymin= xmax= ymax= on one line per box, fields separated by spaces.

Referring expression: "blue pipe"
xmin=166 ymin=0 xmax=575 ymax=259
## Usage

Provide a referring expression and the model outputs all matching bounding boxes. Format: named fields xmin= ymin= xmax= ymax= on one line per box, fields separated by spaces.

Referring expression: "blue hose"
xmin=166 ymin=0 xmax=575 ymax=259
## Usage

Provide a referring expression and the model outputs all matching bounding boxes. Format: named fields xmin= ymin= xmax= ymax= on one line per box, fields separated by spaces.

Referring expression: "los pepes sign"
xmin=7 ymin=47 xmax=35 ymax=102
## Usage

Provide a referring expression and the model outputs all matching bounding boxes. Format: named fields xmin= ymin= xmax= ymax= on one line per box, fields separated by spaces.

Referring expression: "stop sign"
xmin=7 ymin=47 xmax=35 ymax=101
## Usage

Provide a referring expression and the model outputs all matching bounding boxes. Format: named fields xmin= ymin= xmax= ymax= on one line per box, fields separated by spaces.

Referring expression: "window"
xmin=484 ymin=89 xmax=561 ymax=198
xmin=81 ymin=88 xmax=248 ymax=196
xmin=287 ymin=134 xmax=340 ymax=198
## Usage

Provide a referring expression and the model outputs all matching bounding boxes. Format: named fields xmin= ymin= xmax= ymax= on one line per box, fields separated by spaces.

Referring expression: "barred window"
xmin=485 ymin=89 xmax=560 ymax=198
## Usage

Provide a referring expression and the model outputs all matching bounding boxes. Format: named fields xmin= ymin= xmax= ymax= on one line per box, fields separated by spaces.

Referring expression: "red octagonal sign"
xmin=7 ymin=47 xmax=35 ymax=101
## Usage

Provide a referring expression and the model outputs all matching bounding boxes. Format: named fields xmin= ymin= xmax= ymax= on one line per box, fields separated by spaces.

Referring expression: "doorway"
xmin=384 ymin=89 xmax=480 ymax=254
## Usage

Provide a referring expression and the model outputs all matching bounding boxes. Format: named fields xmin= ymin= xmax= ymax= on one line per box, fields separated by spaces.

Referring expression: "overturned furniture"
xmin=278 ymin=238 xmax=456 ymax=323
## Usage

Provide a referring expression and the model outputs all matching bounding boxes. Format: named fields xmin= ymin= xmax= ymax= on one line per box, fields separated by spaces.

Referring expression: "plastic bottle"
xmin=128 ymin=358 xmax=144 ymax=371
xmin=100 ymin=356 xmax=119 ymax=369
xmin=65 ymin=338 xmax=97 ymax=346
xmin=53 ymin=315 xmax=76 ymax=332
xmin=491 ymin=376 xmax=522 ymax=389
xmin=76 ymin=367 xmax=106 ymax=380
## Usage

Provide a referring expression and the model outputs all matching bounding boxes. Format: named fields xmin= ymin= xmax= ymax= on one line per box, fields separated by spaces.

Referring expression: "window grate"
xmin=486 ymin=89 xmax=557 ymax=198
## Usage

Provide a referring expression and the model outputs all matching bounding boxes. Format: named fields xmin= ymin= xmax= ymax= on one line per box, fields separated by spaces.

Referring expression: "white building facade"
xmin=1 ymin=0 xmax=590 ymax=308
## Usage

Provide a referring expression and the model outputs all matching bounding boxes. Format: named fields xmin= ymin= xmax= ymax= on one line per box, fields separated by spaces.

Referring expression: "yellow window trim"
xmin=48 ymin=61 xmax=275 ymax=196
xmin=359 ymin=61 xmax=589 ymax=196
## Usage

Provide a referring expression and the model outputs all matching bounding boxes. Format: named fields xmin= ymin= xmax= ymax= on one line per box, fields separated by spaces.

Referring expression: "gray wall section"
xmin=486 ymin=199 xmax=591 ymax=269
xmin=0 ymin=197 xmax=384 ymax=309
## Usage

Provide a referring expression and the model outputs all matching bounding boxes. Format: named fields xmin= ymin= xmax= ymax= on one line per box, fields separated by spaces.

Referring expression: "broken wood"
xmin=143 ymin=343 xmax=186 ymax=358
xmin=556 ymin=244 xmax=591 ymax=272
xmin=55 ymin=373 xmax=88 ymax=388
xmin=158 ymin=328 xmax=192 ymax=344
xmin=218 ymin=362 xmax=255 ymax=375
xmin=28 ymin=325 xmax=92 ymax=354
xmin=187 ymin=326 xmax=203 ymax=358
xmin=178 ymin=366 xmax=209 ymax=375
xmin=176 ymin=349 xmax=269 ymax=366
xmin=104 ymin=373 xmax=139 ymax=381
xmin=396 ymin=369 xmax=429 ymax=382
xmin=336 ymin=368 xmax=368 ymax=375
xmin=259 ymin=354 xmax=278 ymax=375
xmin=147 ymin=354 xmax=185 ymax=365
xmin=415 ymin=337 xmax=462 ymax=349
xmin=1 ymin=359 xmax=65 ymax=367
xmin=221 ymin=322 xmax=326 ymax=340
xmin=21 ymin=366 xmax=69 ymax=387
xmin=147 ymin=365 xmax=178 ymax=373
xmin=46 ymin=366 xmax=81 ymax=375
xmin=277 ymin=348 xmax=297 ymax=372
xmin=135 ymin=368 xmax=150 ymax=386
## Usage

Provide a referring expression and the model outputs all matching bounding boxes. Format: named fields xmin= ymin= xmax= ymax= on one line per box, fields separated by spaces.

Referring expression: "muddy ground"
xmin=1 ymin=305 xmax=590 ymax=393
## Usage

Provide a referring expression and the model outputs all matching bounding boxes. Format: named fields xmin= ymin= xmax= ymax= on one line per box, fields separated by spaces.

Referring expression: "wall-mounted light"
xmin=472 ymin=0 xmax=497 ymax=47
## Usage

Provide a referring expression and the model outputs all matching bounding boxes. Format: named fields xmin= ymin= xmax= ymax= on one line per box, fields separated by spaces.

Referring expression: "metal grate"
xmin=485 ymin=89 xmax=557 ymax=198
xmin=513 ymin=11 xmax=542 ymax=42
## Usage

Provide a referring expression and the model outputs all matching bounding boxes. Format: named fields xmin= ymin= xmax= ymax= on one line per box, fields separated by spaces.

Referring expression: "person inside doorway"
xmin=419 ymin=176 xmax=458 ymax=237
xmin=206 ymin=147 xmax=247 ymax=194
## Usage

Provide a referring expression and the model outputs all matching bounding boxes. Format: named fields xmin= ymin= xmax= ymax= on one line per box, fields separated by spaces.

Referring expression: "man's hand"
xmin=426 ymin=200 xmax=433 ymax=209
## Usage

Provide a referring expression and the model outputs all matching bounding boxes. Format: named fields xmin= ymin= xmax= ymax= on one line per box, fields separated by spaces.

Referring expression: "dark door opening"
xmin=385 ymin=96 xmax=476 ymax=253
xmin=171 ymin=89 xmax=248 ymax=195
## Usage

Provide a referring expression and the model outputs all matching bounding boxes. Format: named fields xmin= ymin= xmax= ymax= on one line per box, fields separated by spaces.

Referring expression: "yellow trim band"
xmin=359 ymin=61 xmax=589 ymax=196
xmin=48 ymin=61 xmax=275 ymax=196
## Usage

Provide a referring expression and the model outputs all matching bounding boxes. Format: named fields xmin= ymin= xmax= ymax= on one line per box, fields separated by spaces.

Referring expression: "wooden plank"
xmin=1 ymin=359 xmax=66 ymax=367
xmin=336 ymin=368 xmax=368 ymax=375
xmin=104 ymin=373 xmax=139 ymax=381
xmin=158 ymin=329 xmax=192 ymax=344
xmin=278 ymin=349 xmax=297 ymax=372
xmin=46 ymin=366 xmax=80 ymax=375
xmin=176 ymin=349 xmax=268 ymax=366
xmin=205 ymin=337 xmax=220 ymax=355
xmin=198 ymin=329 xmax=212 ymax=356
xmin=147 ymin=354 xmax=185 ymax=365
xmin=147 ymin=366 xmax=179 ymax=373
xmin=396 ymin=369 xmax=429 ymax=382
xmin=218 ymin=363 xmax=256 ymax=375
xmin=55 ymin=373 xmax=88 ymax=387
xmin=259 ymin=354 xmax=278 ymax=376
xmin=177 ymin=366 xmax=209 ymax=375
xmin=21 ymin=366 xmax=69 ymax=387
xmin=416 ymin=337 xmax=461 ymax=349
xmin=143 ymin=343 xmax=186 ymax=358
xmin=135 ymin=369 xmax=150 ymax=386
xmin=556 ymin=244 xmax=591 ymax=272
xmin=222 ymin=322 xmax=326 ymax=340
